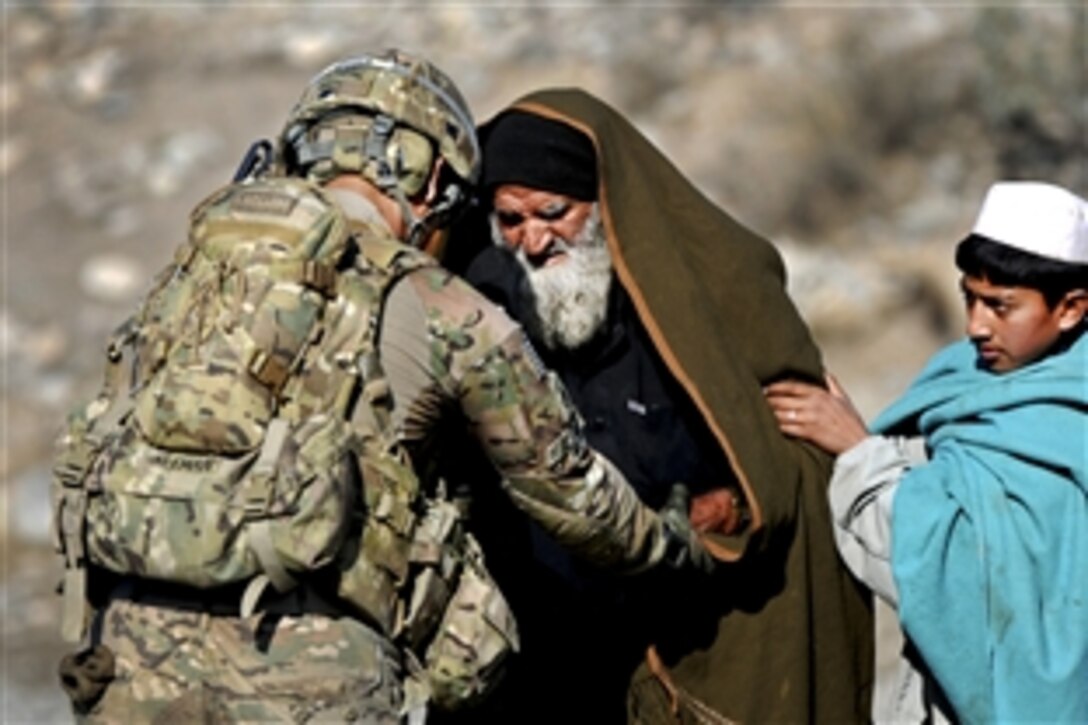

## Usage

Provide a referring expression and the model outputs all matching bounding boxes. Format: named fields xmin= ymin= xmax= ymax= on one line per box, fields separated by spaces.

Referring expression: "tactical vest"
xmin=52 ymin=176 xmax=517 ymax=710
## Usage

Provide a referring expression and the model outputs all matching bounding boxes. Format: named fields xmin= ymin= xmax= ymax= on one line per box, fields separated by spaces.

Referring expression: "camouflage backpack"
xmin=52 ymin=174 xmax=518 ymax=710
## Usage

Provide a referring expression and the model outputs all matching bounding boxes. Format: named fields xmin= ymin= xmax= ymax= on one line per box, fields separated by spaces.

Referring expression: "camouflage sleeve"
xmin=381 ymin=267 xmax=667 ymax=571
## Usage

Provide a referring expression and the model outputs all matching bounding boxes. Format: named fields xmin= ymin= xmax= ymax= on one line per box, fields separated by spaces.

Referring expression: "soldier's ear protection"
xmin=377 ymin=124 xmax=435 ymax=199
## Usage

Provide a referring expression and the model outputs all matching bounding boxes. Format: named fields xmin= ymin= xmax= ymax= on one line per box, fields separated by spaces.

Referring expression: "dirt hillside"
xmin=3 ymin=3 xmax=1083 ymax=719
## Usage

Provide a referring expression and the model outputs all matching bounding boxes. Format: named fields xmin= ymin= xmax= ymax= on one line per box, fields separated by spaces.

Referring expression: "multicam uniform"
xmin=77 ymin=190 xmax=667 ymax=724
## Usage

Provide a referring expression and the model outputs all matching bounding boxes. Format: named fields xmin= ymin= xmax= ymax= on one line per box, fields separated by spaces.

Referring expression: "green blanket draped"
xmin=506 ymin=89 xmax=873 ymax=723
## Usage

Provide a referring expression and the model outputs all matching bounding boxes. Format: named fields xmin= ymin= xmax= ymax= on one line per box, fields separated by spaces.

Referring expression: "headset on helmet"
xmin=279 ymin=49 xmax=480 ymax=246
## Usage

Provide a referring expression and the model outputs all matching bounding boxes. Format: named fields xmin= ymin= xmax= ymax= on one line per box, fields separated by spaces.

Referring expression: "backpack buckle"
xmin=242 ymin=474 xmax=275 ymax=515
xmin=243 ymin=419 xmax=290 ymax=515
xmin=248 ymin=349 xmax=290 ymax=391
xmin=302 ymin=260 xmax=337 ymax=297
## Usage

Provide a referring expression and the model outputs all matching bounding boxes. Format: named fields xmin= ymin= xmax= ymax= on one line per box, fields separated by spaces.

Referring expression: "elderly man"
xmin=455 ymin=89 xmax=874 ymax=724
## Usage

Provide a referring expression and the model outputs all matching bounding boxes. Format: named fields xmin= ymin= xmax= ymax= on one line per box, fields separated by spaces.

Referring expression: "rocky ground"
xmin=2 ymin=2 xmax=1083 ymax=720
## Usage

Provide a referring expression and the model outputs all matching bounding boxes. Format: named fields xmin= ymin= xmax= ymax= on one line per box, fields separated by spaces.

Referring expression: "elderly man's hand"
xmin=659 ymin=483 xmax=716 ymax=575
xmin=764 ymin=373 xmax=869 ymax=456
xmin=689 ymin=487 xmax=745 ymax=535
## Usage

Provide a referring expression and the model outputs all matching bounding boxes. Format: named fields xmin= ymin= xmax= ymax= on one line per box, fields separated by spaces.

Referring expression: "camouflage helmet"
xmin=281 ymin=49 xmax=480 ymax=188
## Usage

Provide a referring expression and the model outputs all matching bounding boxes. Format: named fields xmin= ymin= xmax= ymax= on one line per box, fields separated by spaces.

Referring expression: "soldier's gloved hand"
xmin=658 ymin=483 xmax=716 ymax=575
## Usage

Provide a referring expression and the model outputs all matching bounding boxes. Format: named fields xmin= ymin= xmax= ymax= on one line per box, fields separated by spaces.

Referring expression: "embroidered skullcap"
xmin=972 ymin=181 xmax=1088 ymax=264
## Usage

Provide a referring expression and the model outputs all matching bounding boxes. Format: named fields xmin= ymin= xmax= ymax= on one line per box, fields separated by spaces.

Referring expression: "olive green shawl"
xmin=509 ymin=89 xmax=873 ymax=723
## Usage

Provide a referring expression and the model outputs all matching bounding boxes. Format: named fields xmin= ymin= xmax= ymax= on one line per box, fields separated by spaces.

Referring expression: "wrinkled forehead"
xmin=491 ymin=184 xmax=589 ymax=213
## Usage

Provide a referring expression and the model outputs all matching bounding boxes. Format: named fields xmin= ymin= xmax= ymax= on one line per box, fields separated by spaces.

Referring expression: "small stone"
xmin=67 ymin=47 xmax=126 ymax=107
xmin=104 ymin=205 xmax=142 ymax=239
xmin=11 ymin=465 xmax=53 ymax=546
xmin=0 ymin=80 xmax=22 ymax=115
xmin=0 ymin=136 xmax=28 ymax=178
xmin=283 ymin=30 xmax=342 ymax=69
xmin=79 ymin=253 xmax=145 ymax=302
xmin=146 ymin=130 xmax=222 ymax=198
xmin=21 ymin=324 xmax=68 ymax=369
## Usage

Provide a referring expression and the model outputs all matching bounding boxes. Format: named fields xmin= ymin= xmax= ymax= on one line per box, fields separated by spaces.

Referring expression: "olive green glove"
xmin=658 ymin=483 xmax=716 ymax=575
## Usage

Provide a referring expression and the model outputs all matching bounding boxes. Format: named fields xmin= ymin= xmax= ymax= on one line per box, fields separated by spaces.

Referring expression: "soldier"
xmin=52 ymin=51 xmax=706 ymax=723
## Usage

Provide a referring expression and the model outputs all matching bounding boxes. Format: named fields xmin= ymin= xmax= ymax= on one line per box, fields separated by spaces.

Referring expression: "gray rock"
xmin=0 ymin=135 xmax=28 ymax=178
xmin=145 ymin=130 xmax=222 ymax=198
xmin=79 ymin=253 xmax=145 ymax=303
xmin=65 ymin=46 xmax=127 ymax=108
xmin=778 ymin=240 xmax=916 ymax=341
xmin=282 ymin=28 xmax=345 ymax=69
xmin=10 ymin=466 xmax=53 ymax=546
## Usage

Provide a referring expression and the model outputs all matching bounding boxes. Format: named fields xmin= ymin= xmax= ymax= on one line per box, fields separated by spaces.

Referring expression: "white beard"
xmin=490 ymin=204 xmax=613 ymax=352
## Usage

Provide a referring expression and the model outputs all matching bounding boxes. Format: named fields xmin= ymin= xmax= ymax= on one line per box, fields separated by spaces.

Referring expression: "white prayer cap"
xmin=972 ymin=181 xmax=1088 ymax=264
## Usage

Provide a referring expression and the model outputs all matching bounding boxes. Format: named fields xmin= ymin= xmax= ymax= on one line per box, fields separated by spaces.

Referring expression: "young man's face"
xmin=961 ymin=274 xmax=1083 ymax=372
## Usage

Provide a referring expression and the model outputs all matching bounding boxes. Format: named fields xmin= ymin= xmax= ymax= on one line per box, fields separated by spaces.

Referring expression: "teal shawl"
xmin=873 ymin=333 xmax=1088 ymax=724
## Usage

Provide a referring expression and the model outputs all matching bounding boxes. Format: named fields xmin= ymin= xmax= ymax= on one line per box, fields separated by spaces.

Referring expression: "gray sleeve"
xmin=828 ymin=435 xmax=927 ymax=606
xmin=377 ymin=273 xmax=446 ymax=436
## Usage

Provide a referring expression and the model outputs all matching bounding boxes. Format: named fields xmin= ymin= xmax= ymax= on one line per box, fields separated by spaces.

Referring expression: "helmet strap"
xmin=361 ymin=114 xmax=430 ymax=247
xmin=411 ymin=183 xmax=465 ymax=246
xmin=363 ymin=114 xmax=398 ymax=190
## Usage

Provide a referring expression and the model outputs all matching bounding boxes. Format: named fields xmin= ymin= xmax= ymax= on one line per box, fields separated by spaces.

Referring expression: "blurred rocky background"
xmin=2 ymin=1 xmax=1084 ymax=720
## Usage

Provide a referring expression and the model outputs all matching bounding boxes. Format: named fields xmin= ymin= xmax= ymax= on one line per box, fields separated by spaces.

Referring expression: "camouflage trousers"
xmin=69 ymin=597 xmax=404 ymax=724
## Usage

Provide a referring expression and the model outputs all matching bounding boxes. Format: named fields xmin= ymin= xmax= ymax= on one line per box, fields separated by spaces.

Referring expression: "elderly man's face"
xmin=492 ymin=185 xmax=598 ymax=268
xmin=490 ymin=184 xmax=613 ymax=351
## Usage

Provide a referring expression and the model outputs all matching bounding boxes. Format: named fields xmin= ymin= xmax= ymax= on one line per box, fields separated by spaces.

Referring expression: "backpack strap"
xmin=358 ymin=350 xmax=394 ymax=432
xmin=56 ymin=319 xmax=138 ymax=643
xmin=326 ymin=227 xmax=440 ymax=633
xmin=235 ymin=225 xmax=434 ymax=621
xmin=351 ymin=227 xmax=436 ymax=435
xmin=237 ymin=418 xmax=298 ymax=617
xmin=58 ymin=495 xmax=89 ymax=644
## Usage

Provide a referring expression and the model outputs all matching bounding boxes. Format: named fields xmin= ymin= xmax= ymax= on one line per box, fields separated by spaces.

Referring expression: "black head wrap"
xmin=480 ymin=110 xmax=598 ymax=201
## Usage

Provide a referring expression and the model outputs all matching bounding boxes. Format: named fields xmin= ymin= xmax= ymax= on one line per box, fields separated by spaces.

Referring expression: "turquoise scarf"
xmin=874 ymin=333 xmax=1088 ymax=724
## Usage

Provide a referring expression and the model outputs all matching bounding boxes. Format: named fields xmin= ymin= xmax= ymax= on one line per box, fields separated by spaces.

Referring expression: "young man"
xmin=456 ymin=89 xmax=874 ymax=724
xmin=765 ymin=181 xmax=1088 ymax=723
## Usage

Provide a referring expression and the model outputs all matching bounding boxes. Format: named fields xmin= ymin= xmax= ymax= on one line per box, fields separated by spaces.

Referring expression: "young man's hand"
xmin=764 ymin=373 xmax=869 ymax=456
